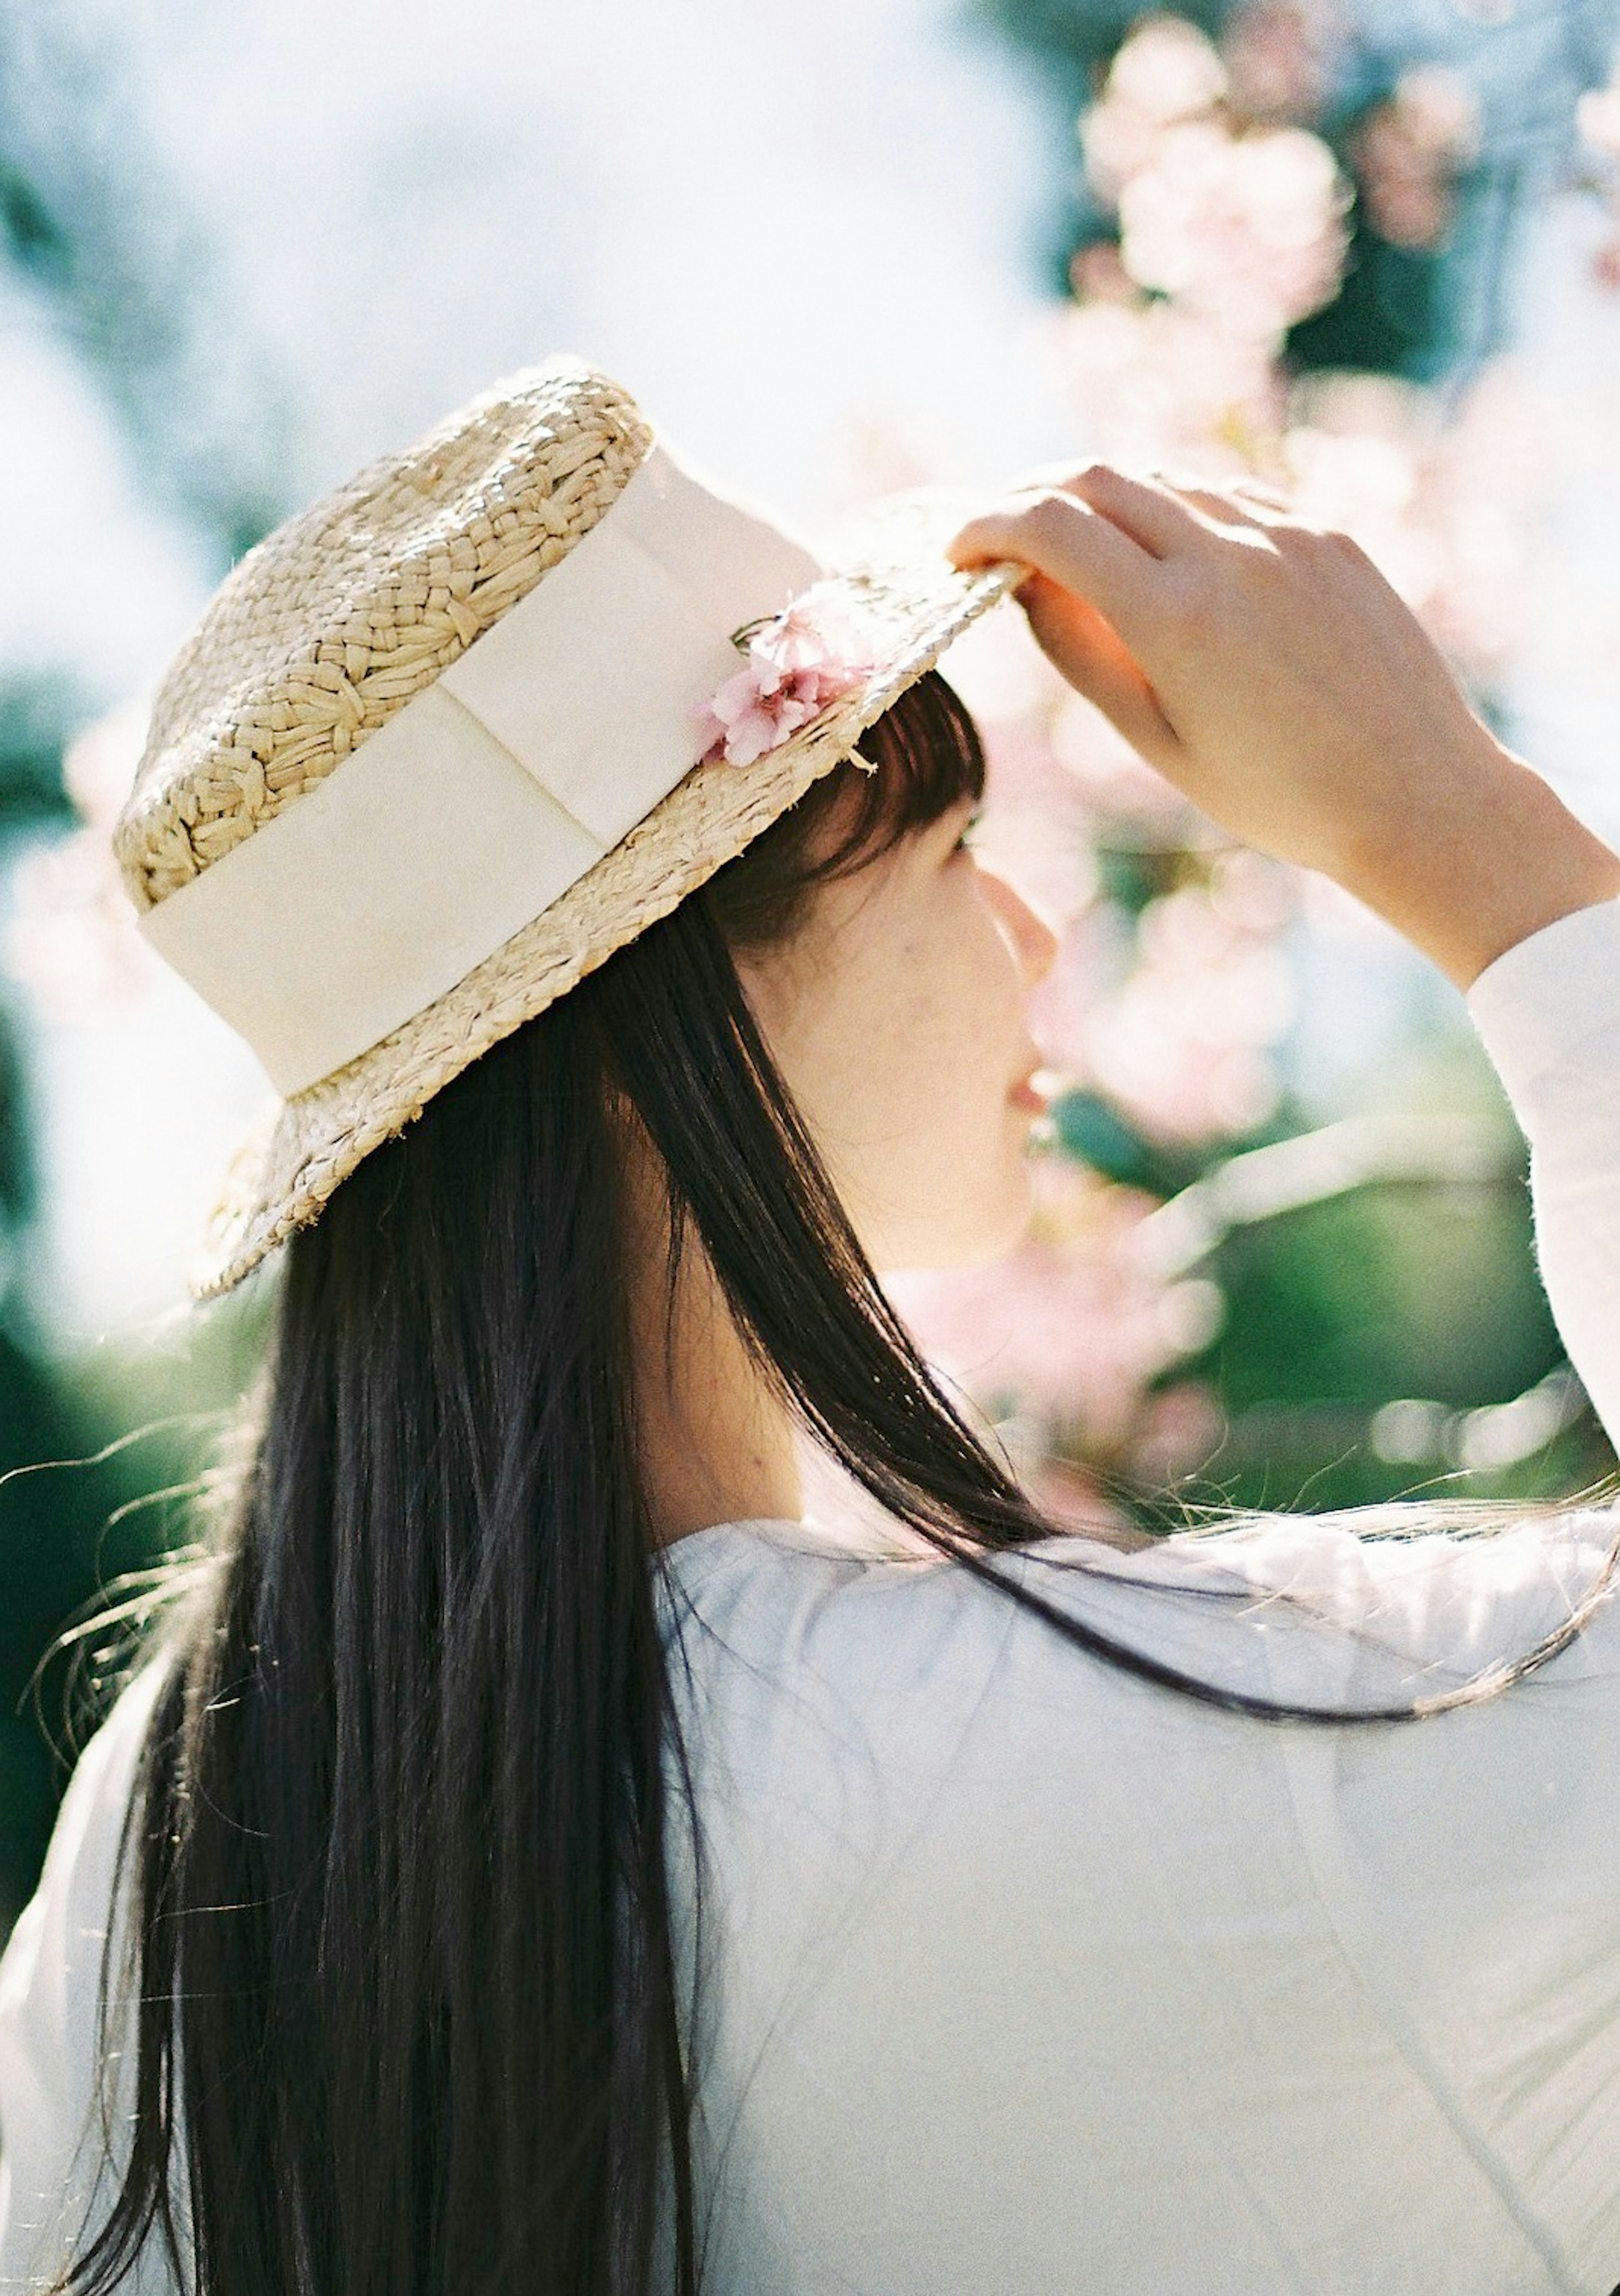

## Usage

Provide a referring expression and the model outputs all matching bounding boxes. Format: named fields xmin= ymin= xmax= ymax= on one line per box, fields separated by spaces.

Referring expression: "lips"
xmin=1009 ymin=1065 xmax=1053 ymax=1113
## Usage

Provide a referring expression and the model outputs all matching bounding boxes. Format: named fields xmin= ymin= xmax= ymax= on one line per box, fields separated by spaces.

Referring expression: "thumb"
xmin=1017 ymin=573 xmax=1181 ymax=769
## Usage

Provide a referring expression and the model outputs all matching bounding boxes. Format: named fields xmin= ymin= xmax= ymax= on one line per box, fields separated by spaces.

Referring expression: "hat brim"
xmin=193 ymin=490 xmax=1024 ymax=1296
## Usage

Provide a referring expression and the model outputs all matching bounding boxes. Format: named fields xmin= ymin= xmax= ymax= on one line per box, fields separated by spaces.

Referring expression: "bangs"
xmin=705 ymin=668 xmax=987 ymax=949
xmin=837 ymin=666 xmax=987 ymax=857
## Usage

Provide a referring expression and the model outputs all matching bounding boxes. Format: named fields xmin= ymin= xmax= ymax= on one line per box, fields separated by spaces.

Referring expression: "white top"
xmin=11 ymin=898 xmax=1620 ymax=2294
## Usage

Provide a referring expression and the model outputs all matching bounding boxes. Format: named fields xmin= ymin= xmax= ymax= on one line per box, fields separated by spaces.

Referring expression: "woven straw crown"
xmin=116 ymin=356 xmax=1021 ymax=1295
xmin=117 ymin=365 xmax=658 ymax=909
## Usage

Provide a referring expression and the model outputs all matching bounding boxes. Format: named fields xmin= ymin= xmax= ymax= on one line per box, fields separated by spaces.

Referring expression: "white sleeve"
xmin=1467 ymin=894 xmax=1620 ymax=1456
xmin=0 ymin=1663 xmax=179 ymax=2296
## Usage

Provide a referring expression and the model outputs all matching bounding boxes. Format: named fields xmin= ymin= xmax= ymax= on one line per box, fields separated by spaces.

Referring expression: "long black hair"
xmin=69 ymin=668 xmax=1620 ymax=2296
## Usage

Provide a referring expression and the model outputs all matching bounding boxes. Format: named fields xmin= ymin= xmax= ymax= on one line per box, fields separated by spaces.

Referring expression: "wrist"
xmin=1334 ymin=744 xmax=1620 ymax=992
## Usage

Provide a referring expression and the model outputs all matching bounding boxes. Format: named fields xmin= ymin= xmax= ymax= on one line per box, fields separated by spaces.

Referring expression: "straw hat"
xmin=114 ymin=356 xmax=1023 ymax=1295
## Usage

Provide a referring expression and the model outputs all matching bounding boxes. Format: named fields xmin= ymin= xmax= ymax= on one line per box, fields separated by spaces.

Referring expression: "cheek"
xmin=737 ymin=866 xmax=1036 ymax=1270
xmin=885 ymin=973 xmax=1004 ymax=1131
xmin=908 ymin=896 xmax=1026 ymax=1096
xmin=822 ymin=902 xmax=1032 ymax=1256
xmin=814 ymin=909 xmax=994 ymax=1110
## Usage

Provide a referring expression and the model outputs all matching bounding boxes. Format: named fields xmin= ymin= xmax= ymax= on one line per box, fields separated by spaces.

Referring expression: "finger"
xmin=1227 ymin=476 xmax=1294 ymax=511
xmin=1016 ymin=573 xmax=1180 ymax=768
xmin=1046 ymin=462 xmax=1215 ymax=559
xmin=1145 ymin=469 xmax=1288 ymax=530
xmin=948 ymin=488 xmax=1163 ymax=642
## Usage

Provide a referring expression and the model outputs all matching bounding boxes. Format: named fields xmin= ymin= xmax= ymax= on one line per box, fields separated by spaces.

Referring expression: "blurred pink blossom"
xmin=1220 ymin=1 xmax=1329 ymax=125
xmin=1079 ymin=884 xmax=1298 ymax=1143
xmin=887 ymin=1156 xmax=1221 ymax=1439
xmin=1048 ymin=689 xmax=1197 ymax=834
xmin=1351 ymin=68 xmax=1480 ymax=253
xmin=1118 ymin=119 xmax=1349 ymax=339
xmin=1068 ymin=240 xmax=1140 ymax=304
xmin=5 ymin=698 xmax=165 ymax=1027
xmin=65 ymin=695 xmax=151 ymax=832
xmin=845 ymin=11 xmax=1555 ymax=1475
xmin=1106 ymin=13 xmax=1229 ymax=124
xmin=1049 ymin=296 xmax=1282 ymax=466
xmin=1579 ymin=79 xmax=1620 ymax=162
xmin=1023 ymin=862 xmax=1302 ymax=1134
xmin=1081 ymin=18 xmax=1229 ymax=208
xmin=1025 ymin=909 xmax=1124 ymax=1080
xmin=1576 ymin=71 xmax=1620 ymax=286
xmin=1282 ymin=364 xmax=1545 ymax=687
xmin=1131 ymin=1379 xmax=1227 ymax=1484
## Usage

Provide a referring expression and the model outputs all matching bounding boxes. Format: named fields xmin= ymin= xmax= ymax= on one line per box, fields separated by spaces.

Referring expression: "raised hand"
xmin=949 ymin=467 xmax=1620 ymax=989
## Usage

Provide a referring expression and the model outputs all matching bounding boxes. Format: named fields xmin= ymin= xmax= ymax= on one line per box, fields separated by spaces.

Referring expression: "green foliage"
xmin=1052 ymin=1086 xmax=1253 ymax=1197
xmin=968 ymin=0 xmax=1230 ymax=96
xmin=1142 ymin=1164 xmax=1614 ymax=1518
xmin=0 ymin=1323 xmax=118 ymax=1931
xmin=1285 ymin=206 xmax=1448 ymax=381
xmin=1091 ymin=841 xmax=1185 ymax=915
xmin=0 ymin=154 xmax=69 ymax=282
xmin=1207 ymin=1174 xmax=1555 ymax=1416
xmin=0 ymin=671 xmax=76 ymax=845
xmin=0 ymin=672 xmax=78 ymax=1244
xmin=0 ymin=2 xmax=300 ymax=1933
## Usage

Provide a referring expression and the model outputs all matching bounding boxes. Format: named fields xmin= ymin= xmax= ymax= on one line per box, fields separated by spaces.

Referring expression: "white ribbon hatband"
xmin=139 ymin=443 xmax=822 ymax=1096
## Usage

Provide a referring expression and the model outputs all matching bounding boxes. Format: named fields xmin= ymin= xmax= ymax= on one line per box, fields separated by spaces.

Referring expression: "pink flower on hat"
xmin=696 ymin=586 xmax=879 ymax=767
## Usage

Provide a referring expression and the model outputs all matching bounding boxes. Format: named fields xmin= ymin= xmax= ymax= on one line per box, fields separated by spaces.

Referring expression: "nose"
xmin=979 ymin=864 xmax=1059 ymax=988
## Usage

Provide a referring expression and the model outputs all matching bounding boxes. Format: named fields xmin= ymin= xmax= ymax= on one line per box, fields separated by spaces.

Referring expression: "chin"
xmin=866 ymin=1140 xmax=1038 ymax=1275
xmin=932 ymin=1170 xmax=1037 ymax=1271
xmin=977 ymin=1197 xmax=1038 ymax=1266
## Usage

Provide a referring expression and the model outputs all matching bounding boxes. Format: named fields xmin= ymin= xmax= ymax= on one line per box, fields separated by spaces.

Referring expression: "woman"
xmin=4 ymin=356 xmax=1620 ymax=2296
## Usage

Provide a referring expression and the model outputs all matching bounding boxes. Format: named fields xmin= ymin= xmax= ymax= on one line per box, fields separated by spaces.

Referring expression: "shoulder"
xmin=658 ymin=1517 xmax=1026 ymax=1785
xmin=0 ymin=1655 xmax=176 ymax=2291
xmin=0 ymin=1654 xmax=172 ymax=2027
xmin=657 ymin=1505 xmax=1620 ymax=1986
xmin=1022 ymin=1503 xmax=1620 ymax=1707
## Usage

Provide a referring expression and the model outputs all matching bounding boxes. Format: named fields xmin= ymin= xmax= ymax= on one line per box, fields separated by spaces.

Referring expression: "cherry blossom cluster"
xmin=694 ymin=588 xmax=879 ymax=768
